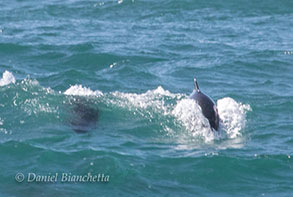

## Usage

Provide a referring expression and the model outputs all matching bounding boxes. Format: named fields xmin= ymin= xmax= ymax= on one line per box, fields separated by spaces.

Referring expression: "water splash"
xmin=0 ymin=71 xmax=16 ymax=86
xmin=217 ymin=97 xmax=252 ymax=138
xmin=106 ymin=86 xmax=251 ymax=142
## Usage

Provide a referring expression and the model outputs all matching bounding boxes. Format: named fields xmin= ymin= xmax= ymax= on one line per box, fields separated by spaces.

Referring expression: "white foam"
xmin=64 ymin=85 xmax=103 ymax=97
xmin=22 ymin=98 xmax=59 ymax=116
xmin=0 ymin=71 xmax=16 ymax=86
xmin=152 ymin=86 xmax=174 ymax=97
xmin=217 ymin=97 xmax=251 ymax=138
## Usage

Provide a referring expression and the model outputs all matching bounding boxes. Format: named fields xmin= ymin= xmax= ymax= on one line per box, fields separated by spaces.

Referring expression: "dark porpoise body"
xmin=70 ymin=98 xmax=99 ymax=133
xmin=189 ymin=78 xmax=220 ymax=131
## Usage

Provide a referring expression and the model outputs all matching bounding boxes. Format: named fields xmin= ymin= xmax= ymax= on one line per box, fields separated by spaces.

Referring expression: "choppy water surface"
xmin=0 ymin=0 xmax=293 ymax=196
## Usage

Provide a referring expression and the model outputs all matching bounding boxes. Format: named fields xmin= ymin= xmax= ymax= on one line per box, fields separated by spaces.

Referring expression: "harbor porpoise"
xmin=70 ymin=98 xmax=99 ymax=133
xmin=189 ymin=78 xmax=219 ymax=131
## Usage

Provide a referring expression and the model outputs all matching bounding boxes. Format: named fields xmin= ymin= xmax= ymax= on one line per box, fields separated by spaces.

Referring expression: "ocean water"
xmin=0 ymin=0 xmax=293 ymax=196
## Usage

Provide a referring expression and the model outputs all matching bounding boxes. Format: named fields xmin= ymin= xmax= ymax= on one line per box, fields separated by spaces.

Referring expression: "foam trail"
xmin=0 ymin=71 xmax=16 ymax=86
xmin=64 ymin=85 xmax=103 ymax=96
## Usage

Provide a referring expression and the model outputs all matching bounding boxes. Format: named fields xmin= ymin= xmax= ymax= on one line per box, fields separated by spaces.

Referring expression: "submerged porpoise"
xmin=70 ymin=98 xmax=99 ymax=133
xmin=189 ymin=78 xmax=220 ymax=131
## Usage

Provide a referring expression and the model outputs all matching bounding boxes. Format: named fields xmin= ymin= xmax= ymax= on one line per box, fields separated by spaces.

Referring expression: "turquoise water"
xmin=1 ymin=0 xmax=293 ymax=196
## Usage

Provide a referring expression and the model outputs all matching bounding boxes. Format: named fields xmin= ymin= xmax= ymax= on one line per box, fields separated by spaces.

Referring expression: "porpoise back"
xmin=70 ymin=98 xmax=99 ymax=133
xmin=189 ymin=78 xmax=219 ymax=131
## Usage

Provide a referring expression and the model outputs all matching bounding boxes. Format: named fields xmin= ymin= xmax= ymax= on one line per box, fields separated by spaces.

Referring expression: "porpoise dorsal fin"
xmin=194 ymin=77 xmax=200 ymax=92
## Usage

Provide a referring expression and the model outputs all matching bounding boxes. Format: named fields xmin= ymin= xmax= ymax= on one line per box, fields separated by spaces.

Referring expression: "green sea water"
xmin=0 ymin=0 xmax=293 ymax=196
